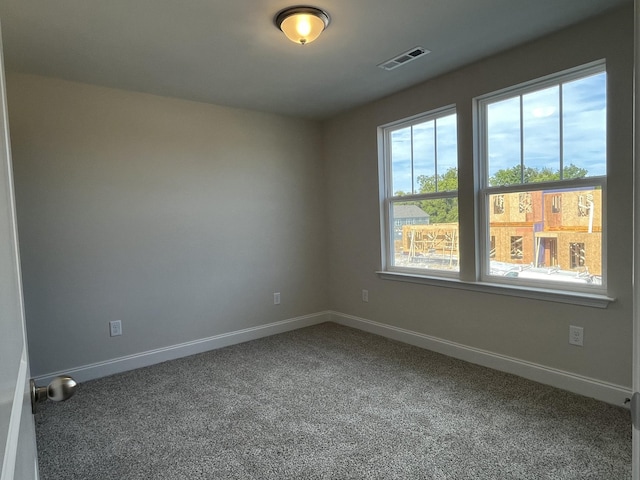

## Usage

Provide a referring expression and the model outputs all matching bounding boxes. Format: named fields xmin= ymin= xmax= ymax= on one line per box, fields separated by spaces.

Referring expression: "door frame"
xmin=0 ymin=22 xmax=39 ymax=480
xmin=633 ymin=0 xmax=639 ymax=478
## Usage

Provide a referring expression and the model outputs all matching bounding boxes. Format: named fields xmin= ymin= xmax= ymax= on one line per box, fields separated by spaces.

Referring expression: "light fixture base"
xmin=274 ymin=6 xmax=330 ymax=45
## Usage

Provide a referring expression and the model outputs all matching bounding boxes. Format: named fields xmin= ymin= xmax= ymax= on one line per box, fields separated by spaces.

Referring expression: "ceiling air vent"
xmin=377 ymin=46 xmax=431 ymax=71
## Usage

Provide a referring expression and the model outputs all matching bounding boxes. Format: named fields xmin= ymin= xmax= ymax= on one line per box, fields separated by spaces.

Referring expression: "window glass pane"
xmin=523 ymin=86 xmax=560 ymax=180
xmin=436 ymin=114 xmax=458 ymax=191
xmin=488 ymin=187 xmax=601 ymax=286
xmin=390 ymin=127 xmax=412 ymax=195
xmin=563 ymin=72 xmax=606 ymax=178
xmin=391 ymin=199 xmax=459 ymax=272
xmin=412 ymin=120 xmax=436 ymax=194
xmin=390 ymin=113 xmax=458 ymax=197
xmin=487 ymin=97 xmax=521 ymax=186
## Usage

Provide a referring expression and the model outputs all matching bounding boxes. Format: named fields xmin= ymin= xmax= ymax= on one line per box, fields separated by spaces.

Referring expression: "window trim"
xmin=377 ymin=61 xmax=613 ymax=308
xmin=376 ymin=270 xmax=613 ymax=308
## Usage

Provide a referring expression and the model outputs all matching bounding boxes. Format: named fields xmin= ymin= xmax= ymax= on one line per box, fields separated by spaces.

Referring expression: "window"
xmin=378 ymin=62 xmax=607 ymax=302
xmin=518 ymin=193 xmax=533 ymax=214
xmin=510 ymin=236 xmax=524 ymax=260
xmin=577 ymin=193 xmax=594 ymax=217
xmin=570 ymin=243 xmax=586 ymax=269
xmin=478 ymin=62 xmax=605 ymax=292
xmin=381 ymin=107 xmax=458 ymax=275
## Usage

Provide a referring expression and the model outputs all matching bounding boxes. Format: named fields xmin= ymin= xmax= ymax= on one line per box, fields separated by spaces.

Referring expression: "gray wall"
xmin=7 ymin=74 xmax=328 ymax=376
xmin=323 ymin=6 xmax=634 ymax=387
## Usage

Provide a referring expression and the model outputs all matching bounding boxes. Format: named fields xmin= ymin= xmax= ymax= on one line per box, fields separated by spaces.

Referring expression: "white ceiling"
xmin=0 ymin=0 xmax=631 ymax=120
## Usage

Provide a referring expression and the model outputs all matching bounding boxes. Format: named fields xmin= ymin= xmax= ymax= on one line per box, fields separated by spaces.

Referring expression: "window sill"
xmin=376 ymin=271 xmax=614 ymax=309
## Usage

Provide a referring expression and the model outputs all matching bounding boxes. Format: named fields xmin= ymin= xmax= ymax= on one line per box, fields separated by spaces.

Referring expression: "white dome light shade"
xmin=275 ymin=7 xmax=330 ymax=45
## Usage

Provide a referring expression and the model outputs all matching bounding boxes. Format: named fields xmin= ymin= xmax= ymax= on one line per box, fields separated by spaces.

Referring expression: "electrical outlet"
xmin=109 ymin=320 xmax=122 ymax=337
xmin=273 ymin=292 xmax=281 ymax=305
xmin=569 ymin=325 xmax=583 ymax=346
xmin=362 ymin=289 xmax=369 ymax=302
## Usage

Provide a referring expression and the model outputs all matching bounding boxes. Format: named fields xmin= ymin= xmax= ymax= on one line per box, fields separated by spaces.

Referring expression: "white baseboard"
xmin=330 ymin=311 xmax=632 ymax=407
xmin=34 ymin=312 xmax=331 ymax=385
xmin=35 ymin=310 xmax=631 ymax=407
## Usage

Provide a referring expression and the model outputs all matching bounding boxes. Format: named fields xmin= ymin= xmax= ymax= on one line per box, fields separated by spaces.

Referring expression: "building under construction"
xmin=396 ymin=188 xmax=602 ymax=276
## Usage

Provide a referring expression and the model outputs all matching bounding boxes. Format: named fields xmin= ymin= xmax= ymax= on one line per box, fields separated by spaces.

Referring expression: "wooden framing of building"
xmin=489 ymin=188 xmax=602 ymax=275
xmin=399 ymin=223 xmax=459 ymax=267
xmin=394 ymin=189 xmax=602 ymax=275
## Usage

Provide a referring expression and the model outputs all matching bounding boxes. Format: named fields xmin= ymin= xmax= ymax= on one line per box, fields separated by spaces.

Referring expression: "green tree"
xmin=413 ymin=164 xmax=588 ymax=224
xmin=421 ymin=197 xmax=459 ymax=224
xmin=417 ymin=167 xmax=458 ymax=193
xmin=416 ymin=168 xmax=459 ymax=223
xmin=489 ymin=163 xmax=587 ymax=186
xmin=563 ymin=164 xmax=589 ymax=179
xmin=394 ymin=190 xmax=410 ymax=196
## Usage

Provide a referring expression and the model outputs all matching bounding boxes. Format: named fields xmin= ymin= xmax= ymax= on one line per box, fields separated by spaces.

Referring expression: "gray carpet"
xmin=35 ymin=322 xmax=631 ymax=479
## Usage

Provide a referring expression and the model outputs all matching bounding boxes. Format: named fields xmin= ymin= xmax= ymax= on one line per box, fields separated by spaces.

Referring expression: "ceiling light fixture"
xmin=274 ymin=6 xmax=330 ymax=45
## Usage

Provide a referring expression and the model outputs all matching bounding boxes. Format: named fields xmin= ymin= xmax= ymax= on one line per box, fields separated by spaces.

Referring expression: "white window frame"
xmin=476 ymin=61 xmax=607 ymax=296
xmin=380 ymin=105 xmax=458 ymax=279
xmin=377 ymin=61 xmax=613 ymax=308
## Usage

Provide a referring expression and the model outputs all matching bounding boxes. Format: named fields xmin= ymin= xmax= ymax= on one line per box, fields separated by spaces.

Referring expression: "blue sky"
xmin=391 ymin=71 xmax=606 ymax=195
xmin=391 ymin=113 xmax=457 ymax=194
